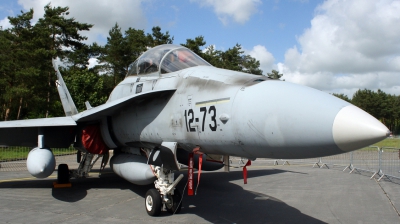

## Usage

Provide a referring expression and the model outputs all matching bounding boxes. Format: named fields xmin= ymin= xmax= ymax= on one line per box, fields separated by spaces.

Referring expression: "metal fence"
xmin=0 ymin=146 xmax=79 ymax=171
xmin=230 ymin=146 xmax=400 ymax=182
xmin=1 ymin=146 xmax=400 ymax=182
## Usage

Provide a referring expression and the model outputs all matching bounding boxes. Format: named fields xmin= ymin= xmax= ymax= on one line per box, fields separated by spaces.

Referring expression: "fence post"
xmin=319 ymin=157 xmax=329 ymax=169
xmin=371 ymin=147 xmax=385 ymax=181
xmin=351 ymin=150 xmax=353 ymax=165
xmin=343 ymin=151 xmax=354 ymax=172
xmin=281 ymin=159 xmax=290 ymax=166
xmin=377 ymin=147 xmax=386 ymax=181
xmin=379 ymin=147 xmax=382 ymax=174
xmin=313 ymin=157 xmax=328 ymax=169
xmin=312 ymin=157 xmax=321 ymax=168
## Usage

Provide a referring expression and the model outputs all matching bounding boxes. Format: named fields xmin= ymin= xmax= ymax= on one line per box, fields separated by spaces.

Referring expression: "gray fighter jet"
xmin=0 ymin=44 xmax=390 ymax=216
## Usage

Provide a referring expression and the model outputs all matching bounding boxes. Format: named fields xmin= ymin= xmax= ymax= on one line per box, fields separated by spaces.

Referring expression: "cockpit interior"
xmin=127 ymin=44 xmax=211 ymax=77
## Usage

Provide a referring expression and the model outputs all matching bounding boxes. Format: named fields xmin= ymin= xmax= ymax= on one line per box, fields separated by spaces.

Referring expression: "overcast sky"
xmin=1 ymin=0 xmax=399 ymax=97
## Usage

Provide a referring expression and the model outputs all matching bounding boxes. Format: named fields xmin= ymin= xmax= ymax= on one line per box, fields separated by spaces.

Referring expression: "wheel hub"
xmin=165 ymin=196 xmax=173 ymax=209
xmin=146 ymin=195 xmax=153 ymax=211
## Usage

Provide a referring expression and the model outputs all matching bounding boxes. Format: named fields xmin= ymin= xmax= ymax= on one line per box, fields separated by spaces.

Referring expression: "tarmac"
xmin=0 ymin=161 xmax=400 ymax=224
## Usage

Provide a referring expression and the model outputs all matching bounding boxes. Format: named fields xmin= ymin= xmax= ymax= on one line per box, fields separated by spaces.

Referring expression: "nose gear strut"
xmin=145 ymin=166 xmax=184 ymax=216
xmin=145 ymin=142 xmax=184 ymax=216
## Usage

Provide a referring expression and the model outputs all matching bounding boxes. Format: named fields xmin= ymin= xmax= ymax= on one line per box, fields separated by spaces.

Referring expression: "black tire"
xmin=145 ymin=189 xmax=162 ymax=216
xmin=166 ymin=189 xmax=182 ymax=214
xmin=57 ymin=164 xmax=69 ymax=184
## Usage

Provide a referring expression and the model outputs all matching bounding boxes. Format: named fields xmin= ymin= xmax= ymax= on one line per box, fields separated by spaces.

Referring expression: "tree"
xmin=35 ymin=4 xmax=92 ymax=59
xmin=0 ymin=4 xmax=93 ymax=120
xmin=97 ymin=25 xmax=174 ymax=86
xmin=63 ymin=69 xmax=107 ymax=112
xmin=124 ymin=27 xmax=151 ymax=67
xmin=97 ymin=23 xmax=127 ymax=85
xmin=219 ymin=44 xmax=244 ymax=71
xmin=182 ymin=39 xmax=263 ymax=75
xmin=149 ymin=26 xmax=173 ymax=47
xmin=33 ymin=4 xmax=92 ymax=118
xmin=267 ymin=70 xmax=284 ymax=80
xmin=181 ymin=36 xmax=206 ymax=56
xmin=203 ymin=44 xmax=223 ymax=66
xmin=65 ymin=44 xmax=94 ymax=70
xmin=241 ymin=55 xmax=262 ymax=75
xmin=332 ymin=93 xmax=351 ymax=103
xmin=352 ymin=89 xmax=400 ymax=134
xmin=0 ymin=9 xmax=38 ymax=120
xmin=392 ymin=95 xmax=400 ymax=134
xmin=352 ymin=89 xmax=380 ymax=119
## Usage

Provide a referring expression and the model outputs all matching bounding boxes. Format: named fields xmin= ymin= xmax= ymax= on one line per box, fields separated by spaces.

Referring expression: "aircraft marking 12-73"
xmin=0 ymin=44 xmax=390 ymax=216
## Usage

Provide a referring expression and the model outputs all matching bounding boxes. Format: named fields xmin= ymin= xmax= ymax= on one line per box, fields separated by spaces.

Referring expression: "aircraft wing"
xmin=0 ymin=117 xmax=76 ymax=147
xmin=0 ymin=117 xmax=76 ymax=128
xmin=0 ymin=89 xmax=176 ymax=148
xmin=72 ymin=88 xmax=176 ymax=122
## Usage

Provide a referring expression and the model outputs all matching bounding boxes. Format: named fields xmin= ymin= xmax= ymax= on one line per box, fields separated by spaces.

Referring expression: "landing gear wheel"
xmin=145 ymin=189 xmax=162 ymax=216
xmin=57 ymin=164 xmax=69 ymax=184
xmin=166 ymin=189 xmax=182 ymax=214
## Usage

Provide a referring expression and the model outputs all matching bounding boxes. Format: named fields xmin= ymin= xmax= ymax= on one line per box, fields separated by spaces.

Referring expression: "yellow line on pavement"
xmin=0 ymin=175 xmax=56 ymax=183
xmin=243 ymin=164 xmax=313 ymax=169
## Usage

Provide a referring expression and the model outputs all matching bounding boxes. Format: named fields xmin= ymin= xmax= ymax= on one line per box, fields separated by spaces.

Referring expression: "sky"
xmin=1 ymin=0 xmax=399 ymax=97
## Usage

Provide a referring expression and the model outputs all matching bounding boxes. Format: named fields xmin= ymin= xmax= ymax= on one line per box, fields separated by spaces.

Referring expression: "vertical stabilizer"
xmin=52 ymin=59 xmax=79 ymax=116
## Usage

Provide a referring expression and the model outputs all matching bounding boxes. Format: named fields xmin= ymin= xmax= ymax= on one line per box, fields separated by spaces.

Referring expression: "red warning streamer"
xmin=192 ymin=147 xmax=203 ymax=195
xmin=243 ymin=159 xmax=252 ymax=184
xmin=188 ymin=152 xmax=194 ymax=196
xmin=196 ymin=152 xmax=203 ymax=195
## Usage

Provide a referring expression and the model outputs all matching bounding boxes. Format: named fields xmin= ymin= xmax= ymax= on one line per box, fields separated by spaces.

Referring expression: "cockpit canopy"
xmin=127 ymin=44 xmax=211 ymax=77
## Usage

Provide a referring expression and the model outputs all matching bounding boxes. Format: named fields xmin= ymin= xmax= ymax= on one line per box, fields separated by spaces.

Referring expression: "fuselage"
xmin=104 ymin=65 xmax=389 ymax=159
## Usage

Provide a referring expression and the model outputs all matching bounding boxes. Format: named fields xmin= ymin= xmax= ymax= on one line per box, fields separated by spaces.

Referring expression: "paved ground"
xmin=0 ymin=161 xmax=399 ymax=224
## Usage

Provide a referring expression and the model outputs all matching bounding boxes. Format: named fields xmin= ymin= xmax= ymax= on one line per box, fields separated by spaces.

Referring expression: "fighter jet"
xmin=0 ymin=44 xmax=390 ymax=216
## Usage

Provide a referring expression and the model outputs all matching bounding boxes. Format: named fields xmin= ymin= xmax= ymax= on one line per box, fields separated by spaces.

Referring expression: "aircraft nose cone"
xmin=333 ymin=105 xmax=390 ymax=152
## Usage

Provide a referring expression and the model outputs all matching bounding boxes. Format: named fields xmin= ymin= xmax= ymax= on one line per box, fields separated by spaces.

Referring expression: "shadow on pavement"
xmin=0 ymin=168 xmax=324 ymax=223
xmin=172 ymin=169 xmax=325 ymax=223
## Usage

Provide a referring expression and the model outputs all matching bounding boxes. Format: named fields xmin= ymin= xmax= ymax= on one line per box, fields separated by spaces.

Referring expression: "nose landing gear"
xmin=145 ymin=166 xmax=184 ymax=216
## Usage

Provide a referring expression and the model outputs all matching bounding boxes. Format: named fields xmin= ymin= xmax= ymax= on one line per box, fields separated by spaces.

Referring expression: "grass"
xmin=357 ymin=138 xmax=400 ymax=152
xmin=1 ymin=138 xmax=399 ymax=162
xmin=373 ymin=138 xmax=400 ymax=148
xmin=0 ymin=146 xmax=76 ymax=162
